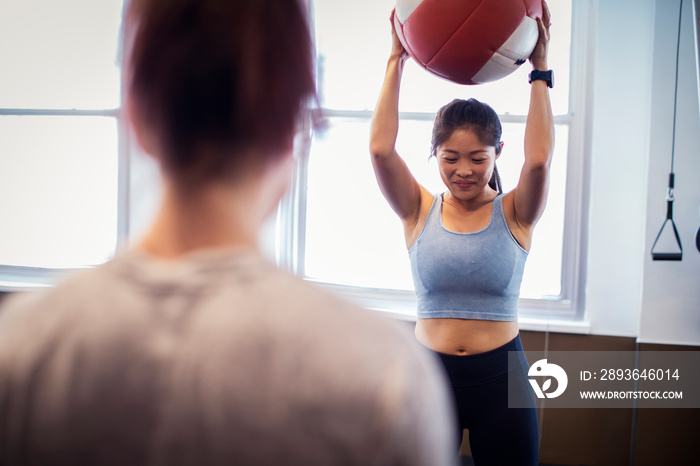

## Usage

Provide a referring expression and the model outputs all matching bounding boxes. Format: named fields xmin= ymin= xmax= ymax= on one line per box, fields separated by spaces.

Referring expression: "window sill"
xmin=0 ymin=281 xmax=51 ymax=293
xmin=0 ymin=266 xmax=87 ymax=293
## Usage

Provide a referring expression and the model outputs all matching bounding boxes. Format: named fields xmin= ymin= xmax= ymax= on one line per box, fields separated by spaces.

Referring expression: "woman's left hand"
xmin=529 ymin=0 xmax=551 ymax=70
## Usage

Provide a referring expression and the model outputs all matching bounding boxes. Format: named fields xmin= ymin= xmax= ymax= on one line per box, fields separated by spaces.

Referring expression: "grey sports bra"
xmin=408 ymin=194 xmax=527 ymax=321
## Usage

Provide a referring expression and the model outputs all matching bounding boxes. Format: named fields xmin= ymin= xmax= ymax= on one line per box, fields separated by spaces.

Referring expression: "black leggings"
xmin=434 ymin=334 xmax=539 ymax=466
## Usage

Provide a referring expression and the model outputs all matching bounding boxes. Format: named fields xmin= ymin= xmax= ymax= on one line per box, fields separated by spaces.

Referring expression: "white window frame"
xmin=278 ymin=0 xmax=593 ymax=328
xmin=0 ymin=109 xmax=130 ymax=291
xmin=0 ymin=1 xmax=130 ymax=291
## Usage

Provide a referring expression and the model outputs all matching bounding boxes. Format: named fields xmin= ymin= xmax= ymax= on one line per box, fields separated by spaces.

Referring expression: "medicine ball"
xmin=393 ymin=0 xmax=543 ymax=85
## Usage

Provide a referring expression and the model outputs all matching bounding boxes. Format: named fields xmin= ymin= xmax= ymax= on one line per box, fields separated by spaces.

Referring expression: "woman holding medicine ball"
xmin=370 ymin=1 xmax=554 ymax=464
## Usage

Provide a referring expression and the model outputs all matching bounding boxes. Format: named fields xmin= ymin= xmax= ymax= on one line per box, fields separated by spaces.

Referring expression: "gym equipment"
xmin=393 ymin=0 xmax=543 ymax=85
xmin=652 ymin=0 xmax=685 ymax=261
xmin=651 ymin=175 xmax=683 ymax=261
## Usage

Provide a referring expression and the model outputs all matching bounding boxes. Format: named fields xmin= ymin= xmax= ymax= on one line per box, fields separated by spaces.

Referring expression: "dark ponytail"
xmin=489 ymin=166 xmax=502 ymax=193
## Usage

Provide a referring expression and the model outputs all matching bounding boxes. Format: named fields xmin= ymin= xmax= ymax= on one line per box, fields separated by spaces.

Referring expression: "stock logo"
xmin=528 ymin=359 xmax=568 ymax=399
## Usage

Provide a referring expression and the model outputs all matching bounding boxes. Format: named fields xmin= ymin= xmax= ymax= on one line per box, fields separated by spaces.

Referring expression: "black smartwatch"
xmin=528 ymin=69 xmax=553 ymax=88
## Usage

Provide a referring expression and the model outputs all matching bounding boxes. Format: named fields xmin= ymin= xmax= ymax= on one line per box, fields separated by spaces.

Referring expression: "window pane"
xmin=304 ymin=117 xmax=567 ymax=298
xmin=0 ymin=0 xmax=124 ymax=109
xmin=498 ymin=124 xmax=569 ymax=299
xmin=305 ymin=118 xmax=413 ymax=290
xmin=0 ymin=116 xmax=119 ymax=268
xmin=314 ymin=0 xmax=570 ymax=115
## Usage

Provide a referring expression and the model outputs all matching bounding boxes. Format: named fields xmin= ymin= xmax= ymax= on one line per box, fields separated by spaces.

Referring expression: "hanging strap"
xmin=651 ymin=1 xmax=684 ymax=261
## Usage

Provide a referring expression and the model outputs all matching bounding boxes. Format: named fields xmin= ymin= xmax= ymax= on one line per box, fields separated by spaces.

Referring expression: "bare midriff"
xmin=415 ymin=318 xmax=520 ymax=355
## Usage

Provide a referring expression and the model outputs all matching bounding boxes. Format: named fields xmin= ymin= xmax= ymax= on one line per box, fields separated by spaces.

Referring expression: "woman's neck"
xmin=135 ymin=178 xmax=263 ymax=259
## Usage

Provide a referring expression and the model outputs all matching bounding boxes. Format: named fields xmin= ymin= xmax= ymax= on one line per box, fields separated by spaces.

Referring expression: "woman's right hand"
xmin=389 ymin=9 xmax=409 ymax=63
xmin=529 ymin=0 xmax=551 ymax=71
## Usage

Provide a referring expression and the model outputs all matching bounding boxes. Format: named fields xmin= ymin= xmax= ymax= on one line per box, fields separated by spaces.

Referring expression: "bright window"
xmin=0 ymin=0 xmax=124 ymax=282
xmin=280 ymin=0 xmax=586 ymax=319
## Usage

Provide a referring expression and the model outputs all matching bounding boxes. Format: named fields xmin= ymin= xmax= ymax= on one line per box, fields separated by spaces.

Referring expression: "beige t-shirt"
xmin=0 ymin=249 xmax=455 ymax=465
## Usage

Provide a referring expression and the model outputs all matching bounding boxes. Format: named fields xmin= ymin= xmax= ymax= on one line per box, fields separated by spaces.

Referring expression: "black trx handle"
xmin=651 ymin=173 xmax=683 ymax=261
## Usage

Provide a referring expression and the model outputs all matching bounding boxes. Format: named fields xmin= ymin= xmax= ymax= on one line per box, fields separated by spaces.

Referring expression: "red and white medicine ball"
xmin=393 ymin=0 xmax=543 ymax=85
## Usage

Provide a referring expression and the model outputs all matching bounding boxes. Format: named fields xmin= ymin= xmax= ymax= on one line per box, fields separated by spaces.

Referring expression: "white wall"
xmin=638 ymin=0 xmax=700 ymax=345
xmin=583 ymin=0 xmax=700 ymax=343
xmin=583 ymin=0 xmax=655 ymax=336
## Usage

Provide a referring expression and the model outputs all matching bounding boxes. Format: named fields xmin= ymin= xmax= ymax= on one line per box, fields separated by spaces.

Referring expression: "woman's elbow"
xmin=369 ymin=141 xmax=394 ymax=160
xmin=526 ymin=144 xmax=554 ymax=169
xmin=524 ymin=158 xmax=551 ymax=183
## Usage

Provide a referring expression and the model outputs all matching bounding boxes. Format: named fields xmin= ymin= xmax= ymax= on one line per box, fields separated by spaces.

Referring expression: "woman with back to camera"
xmin=370 ymin=1 xmax=553 ymax=464
xmin=0 ymin=1 xmax=457 ymax=464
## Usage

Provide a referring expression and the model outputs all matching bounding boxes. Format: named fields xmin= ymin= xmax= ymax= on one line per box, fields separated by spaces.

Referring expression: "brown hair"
xmin=431 ymin=98 xmax=503 ymax=193
xmin=126 ymin=0 xmax=316 ymax=182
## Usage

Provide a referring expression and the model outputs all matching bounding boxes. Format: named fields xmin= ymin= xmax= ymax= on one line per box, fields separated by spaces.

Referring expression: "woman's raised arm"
xmin=512 ymin=0 xmax=554 ymax=229
xmin=369 ymin=17 xmax=424 ymax=224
